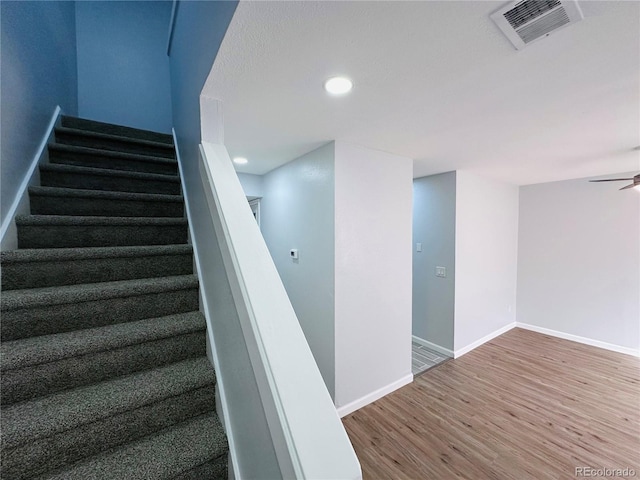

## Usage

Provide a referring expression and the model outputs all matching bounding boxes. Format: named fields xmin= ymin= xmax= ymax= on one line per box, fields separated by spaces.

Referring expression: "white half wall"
xmin=454 ymin=171 xmax=519 ymax=354
xmin=334 ymin=142 xmax=413 ymax=412
xmin=412 ymin=172 xmax=456 ymax=351
xmin=517 ymin=173 xmax=640 ymax=353
xmin=260 ymin=143 xmax=336 ymax=397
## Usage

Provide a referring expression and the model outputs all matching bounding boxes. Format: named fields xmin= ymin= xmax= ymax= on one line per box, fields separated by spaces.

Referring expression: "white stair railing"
xmin=196 ymin=141 xmax=362 ymax=479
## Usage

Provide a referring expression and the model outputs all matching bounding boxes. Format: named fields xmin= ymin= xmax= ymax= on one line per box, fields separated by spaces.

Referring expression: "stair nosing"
xmin=60 ymin=115 xmax=174 ymax=145
xmin=1 ymin=275 xmax=199 ymax=311
xmin=40 ymin=163 xmax=181 ymax=183
xmin=39 ymin=413 xmax=227 ymax=480
xmin=1 ymin=357 xmax=215 ymax=448
xmin=1 ymin=312 xmax=205 ymax=371
xmin=1 ymin=244 xmax=193 ymax=264
xmin=49 ymin=143 xmax=178 ymax=165
xmin=55 ymin=126 xmax=176 ymax=151
xmin=15 ymin=214 xmax=188 ymax=226
xmin=29 ymin=186 xmax=184 ymax=203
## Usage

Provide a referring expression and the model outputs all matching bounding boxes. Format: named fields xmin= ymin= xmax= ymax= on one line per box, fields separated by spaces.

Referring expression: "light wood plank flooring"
xmin=343 ymin=328 xmax=640 ymax=479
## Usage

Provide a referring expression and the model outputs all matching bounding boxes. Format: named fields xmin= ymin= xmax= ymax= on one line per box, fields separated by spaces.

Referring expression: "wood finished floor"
xmin=343 ymin=328 xmax=640 ymax=480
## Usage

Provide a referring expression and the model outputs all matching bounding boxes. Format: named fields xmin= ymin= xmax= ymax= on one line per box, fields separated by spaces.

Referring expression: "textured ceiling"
xmin=202 ymin=1 xmax=639 ymax=185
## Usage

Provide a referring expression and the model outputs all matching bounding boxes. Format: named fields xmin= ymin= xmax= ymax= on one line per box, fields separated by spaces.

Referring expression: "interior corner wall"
xmin=454 ymin=171 xmax=519 ymax=353
xmin=412 ymin=172 xmax=456 ymax=351
xmin=334 ymin=142 xmax=413 ymax=411
xmin=517 ymin=174 xmax=640 ymax=352
xmin=0 ymin=0 xmax=78 ymax=224
xmin=237 ymin=173 xmax=264 ymax=199
xmin=260 ymin=143 xmax=336 ymax=398
xmin=75 ymin=1 xmax=173 ymax=133
xmin=167 ymin=0 xmax=236 ymax=272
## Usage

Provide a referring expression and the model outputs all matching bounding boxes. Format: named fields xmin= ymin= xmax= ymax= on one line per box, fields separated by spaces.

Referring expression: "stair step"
xmin=3 ymin=115 xmax=229 ymax=479
xmin=16 ymin=215 xmax=188 ymax=248
xmin=40 ymin=163 xmax=181 ymax=195
xmin=61 ymin=116 xmax=174 ymax=145
xmin=1 ymin=358 xmax=217 ymax=480
xmin=1 ymin=244 xmax=193 ymax=290
xmin=49 ymin=143 xmax=178 ymax=175
xmin=1 ymin=312 xmax=206 ymax=405
xmin=172 ymin=458 xmax=228 ymax=480
xmin=38 ymin=413 xmax=228 ymax=480
xmin=1 ymin=275 xmax=199 ymax=341
xmin=55 ymin=127 xmax=175 ymax=159
xmin=29 ymin=186 xmax=184 ymax=218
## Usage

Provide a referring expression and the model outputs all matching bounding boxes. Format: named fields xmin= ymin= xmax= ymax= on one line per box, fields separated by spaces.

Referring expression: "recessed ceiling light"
xmin=233 ymin=157 xmax=248 ymax=165
xmin=324 ymin=76 xmax=353 ymax=95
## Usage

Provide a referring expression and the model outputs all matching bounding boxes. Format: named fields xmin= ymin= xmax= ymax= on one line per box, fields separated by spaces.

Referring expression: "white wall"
xmin=334 ymin=142 xmax=413 ymax=413
xmin=517 ymin=173 xmax=640 ymax=354
xmin=412 ymin=172 xmax=456 ymax=352
xmin=237 ymin=172 xmax=263 ymax=199
xmin=454 ymin=171 xmax=519 ymax=354
xmin=260 ymin=143 xmax=336 ymax=397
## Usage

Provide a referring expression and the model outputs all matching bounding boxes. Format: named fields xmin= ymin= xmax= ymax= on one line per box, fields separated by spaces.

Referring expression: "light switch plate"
xmin=435 ymin=266 xmax=446 ymax=277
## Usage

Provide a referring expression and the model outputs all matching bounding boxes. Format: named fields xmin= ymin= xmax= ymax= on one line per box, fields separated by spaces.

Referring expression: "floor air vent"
xmin=491 ymin=0 xmax=584 ymax=50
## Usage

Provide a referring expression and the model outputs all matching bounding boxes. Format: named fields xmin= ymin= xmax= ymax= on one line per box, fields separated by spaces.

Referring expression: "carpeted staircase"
xmin=1 ymin=116 xmax=229 ymax=479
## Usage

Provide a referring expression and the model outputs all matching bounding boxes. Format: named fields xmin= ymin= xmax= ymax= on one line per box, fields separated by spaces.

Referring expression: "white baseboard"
xmin=454 ymin=322 xmax=516 ymax=358
xmin=1 ymin=106 xmax=61 ymax=250
xmin=336 ymin=373 xmax=413 ymax=418
xmin=173 ymin=130 xmax=241 ymax=478
xmin=412 ymin=335 xmax=453 ymax=357
xmin=516 ymin=323 xmax=640 ymax=358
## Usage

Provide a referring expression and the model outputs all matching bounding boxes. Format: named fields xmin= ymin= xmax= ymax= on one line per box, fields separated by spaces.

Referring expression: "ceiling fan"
xmin=589 ymin=173 xmax=640 ymax=191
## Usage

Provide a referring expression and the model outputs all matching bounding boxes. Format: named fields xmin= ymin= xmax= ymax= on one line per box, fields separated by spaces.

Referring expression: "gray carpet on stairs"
xmin=55 ymin=127 xmax=176 ymax=158
xmin=0 ymin=116 xmax=228 ymax=479
xmin=1 ymin=244 xmax=194 ymax=290
xmin=16 ymin=214 xmax=189 ymax=248
xmin=29 ymin=186 xmax=185 ymax=217
xmin=60 ymin=115 xmax=174 ymax=144
xmin=39 ymin=163 xmax=182 ymax=194
xmin=36 ymin=413 xmax=228 ymax=480
xmin=49 ymin=143 xmax=179 ymax=175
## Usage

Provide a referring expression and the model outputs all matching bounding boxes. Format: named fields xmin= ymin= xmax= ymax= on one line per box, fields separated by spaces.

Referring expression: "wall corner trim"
xmin=412 ymin=335 xmax=454 ymax=357
xmin=516 ymin=323 xmax=640 ymax=358
xmin=200 ymin=96 xmax=224 ymax=144
xmin=1 ymin=105 xmax=62 ymax=249
xmin=166 ymin=0 xmax=179 ymax=56
xmin=336 ymin=373 xmax=413 ymax=418
xmin=454 ymin=322 xmax=517 ymax=358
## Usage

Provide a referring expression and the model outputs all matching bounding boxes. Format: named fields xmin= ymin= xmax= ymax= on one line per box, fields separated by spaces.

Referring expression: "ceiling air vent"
xmin=491 ymin=0 xmax=584 ymax=50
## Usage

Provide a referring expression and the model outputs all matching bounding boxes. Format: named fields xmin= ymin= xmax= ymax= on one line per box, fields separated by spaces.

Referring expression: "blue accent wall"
xmin=169 ymin=0 xmax=237 ymax=156
xmin=0 ymin=0 xmax=78 ymax=223
xmin=75 ymin=1 xmax=173 ymax=133
xmin=168 ymin=3 xmax=284 ymax=478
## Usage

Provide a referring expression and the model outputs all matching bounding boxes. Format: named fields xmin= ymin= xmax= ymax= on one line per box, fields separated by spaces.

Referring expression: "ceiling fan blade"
xmin=589 ymin=178 xmax=633 ymax=182
xmin=619 ymin=183 xmax=636 ymax=190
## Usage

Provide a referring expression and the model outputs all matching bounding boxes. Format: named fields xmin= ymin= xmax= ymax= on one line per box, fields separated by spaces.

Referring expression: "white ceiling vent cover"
xmin=491 ymin=0 xmax=584 ymax=50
